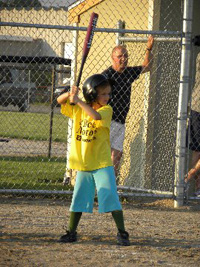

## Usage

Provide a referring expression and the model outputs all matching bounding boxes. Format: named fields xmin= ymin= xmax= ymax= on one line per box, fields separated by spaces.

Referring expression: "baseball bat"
xmin=70 ymin=12 xmax=99 ymax=105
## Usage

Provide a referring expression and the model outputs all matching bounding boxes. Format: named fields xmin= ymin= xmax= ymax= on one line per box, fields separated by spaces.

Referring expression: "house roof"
xmin=0 ymin=0 xmax=78 ymax=11
xmin=0 ymin=0 xmax=104 ymax=20
xmin=39 ymin=0 xmax=77 ymax=9
xmin=68 ymin=0 xmax=104 ymax=23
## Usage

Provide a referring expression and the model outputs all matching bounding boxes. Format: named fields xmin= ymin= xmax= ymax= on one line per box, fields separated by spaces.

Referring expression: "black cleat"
xmin=59 ymin=231 xmax=77 ymax=243
xmin=117 ymin=231 xmax=130 ymax=246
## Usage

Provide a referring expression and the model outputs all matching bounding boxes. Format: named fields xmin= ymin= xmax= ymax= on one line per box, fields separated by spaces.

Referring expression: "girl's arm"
xmin=58 ymin=85 xmax=101 ymax=120
xmin=57 ymin=92 xmax=70 ymax=104
xmin=77 ymin=98 xmax=101 ymax=120
xmin=70 ymin=85 xmax=101 ymax=120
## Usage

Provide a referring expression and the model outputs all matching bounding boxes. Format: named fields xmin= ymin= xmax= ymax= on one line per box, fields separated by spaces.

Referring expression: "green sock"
xmin=68 ymin=212 xmax=82 ymax=233
xmin=111 ymin=210 xmax=125 ymax=232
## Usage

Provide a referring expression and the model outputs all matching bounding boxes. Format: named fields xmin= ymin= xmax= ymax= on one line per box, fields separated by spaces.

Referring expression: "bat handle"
xmin=70 ymin=82 xmax=78 ymax=106
xmin=69 ymin=96 xmax=76 ymax=105
xmin=70 ymin=100 xmax=76 ymax=106
xmin=69 ymin=80 xmax=80 ymax=105
xmin=70 ymin=60 xmax=85 ymax=105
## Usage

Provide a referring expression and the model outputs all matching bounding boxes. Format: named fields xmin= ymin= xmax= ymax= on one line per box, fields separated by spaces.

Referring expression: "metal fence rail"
xmin=0 ymin=0 xmax=200 ymax=206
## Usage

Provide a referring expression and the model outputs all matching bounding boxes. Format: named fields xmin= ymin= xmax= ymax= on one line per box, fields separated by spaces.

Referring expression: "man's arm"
xmin=141 ymin=35 xmax=154 ymax=73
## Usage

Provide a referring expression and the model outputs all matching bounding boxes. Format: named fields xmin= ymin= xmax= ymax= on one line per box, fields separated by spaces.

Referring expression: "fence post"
xmin=48 ymin=65 xmax=56 ymax=158
xmin=116 ymin=20 xmax=125 ymax=46
xmin=174 ymin=0 xmax=193 ymax=208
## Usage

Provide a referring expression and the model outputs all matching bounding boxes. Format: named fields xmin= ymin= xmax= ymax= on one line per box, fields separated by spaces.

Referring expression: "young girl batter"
xmin=57 ymin=74 xmax=130 ymax=246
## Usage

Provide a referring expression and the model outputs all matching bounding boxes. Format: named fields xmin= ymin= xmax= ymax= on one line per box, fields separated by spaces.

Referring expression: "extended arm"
xmin=141 ymin=35 xmax=154 ymax=73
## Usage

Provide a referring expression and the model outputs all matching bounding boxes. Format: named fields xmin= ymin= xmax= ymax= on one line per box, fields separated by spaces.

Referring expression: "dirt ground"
xmin=0 ymin=196 xmax=200 ymax=267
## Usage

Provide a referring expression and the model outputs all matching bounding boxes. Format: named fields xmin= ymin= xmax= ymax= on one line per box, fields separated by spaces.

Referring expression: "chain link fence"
xmin=0 ymin=0 xmax=199 ymax=203
xmin=185 ymin=48 xmax=200 ymax=199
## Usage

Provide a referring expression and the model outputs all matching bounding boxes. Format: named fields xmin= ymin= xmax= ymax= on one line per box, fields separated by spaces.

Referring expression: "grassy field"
xmin=0 ymin=111 xmax=71 ymax=191
xmin=0 ymin=111 xmax=68 ymax=142
xmin=0 ymin=156 xmax=72 ymax=191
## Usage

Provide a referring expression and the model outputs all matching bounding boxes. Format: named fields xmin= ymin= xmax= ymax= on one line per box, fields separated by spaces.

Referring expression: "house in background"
xmin=0 ymin=1 xmax=75 ymax=58
xmin=0 ymin=1 xmax=75 ymax=99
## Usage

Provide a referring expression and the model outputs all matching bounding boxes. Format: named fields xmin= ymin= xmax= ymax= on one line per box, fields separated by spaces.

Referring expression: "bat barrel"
xmin=70 ymin=12 xmax=99 ymax=105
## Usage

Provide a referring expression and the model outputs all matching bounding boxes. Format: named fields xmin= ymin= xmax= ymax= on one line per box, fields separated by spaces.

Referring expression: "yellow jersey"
xmin=61 ymin=100 xmax=113 ymax=171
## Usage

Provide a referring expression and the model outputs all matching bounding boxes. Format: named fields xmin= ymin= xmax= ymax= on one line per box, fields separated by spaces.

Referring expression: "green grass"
xmin=0 ymin=111 xmax=68 ymax=142
xmin=0 ymin=111 xmax=72 ymax=192
xmin=0 ymin=156 xmax=72 ymax=191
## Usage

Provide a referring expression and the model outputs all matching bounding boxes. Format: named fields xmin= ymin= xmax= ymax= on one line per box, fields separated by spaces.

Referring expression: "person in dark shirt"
xmin=185 ymin=53 xmax=200 ymax=197
xmin=102 ymin=35 xmax=154 ymax=175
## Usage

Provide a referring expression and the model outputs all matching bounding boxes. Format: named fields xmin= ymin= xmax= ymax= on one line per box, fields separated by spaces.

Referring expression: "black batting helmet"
xmin=82 ymin=74 xmax=112 ymax=103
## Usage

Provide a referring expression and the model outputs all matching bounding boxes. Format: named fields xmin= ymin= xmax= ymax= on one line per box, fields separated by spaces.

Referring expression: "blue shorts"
xmin=70 ymin=166 xmax=122 ymax=213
